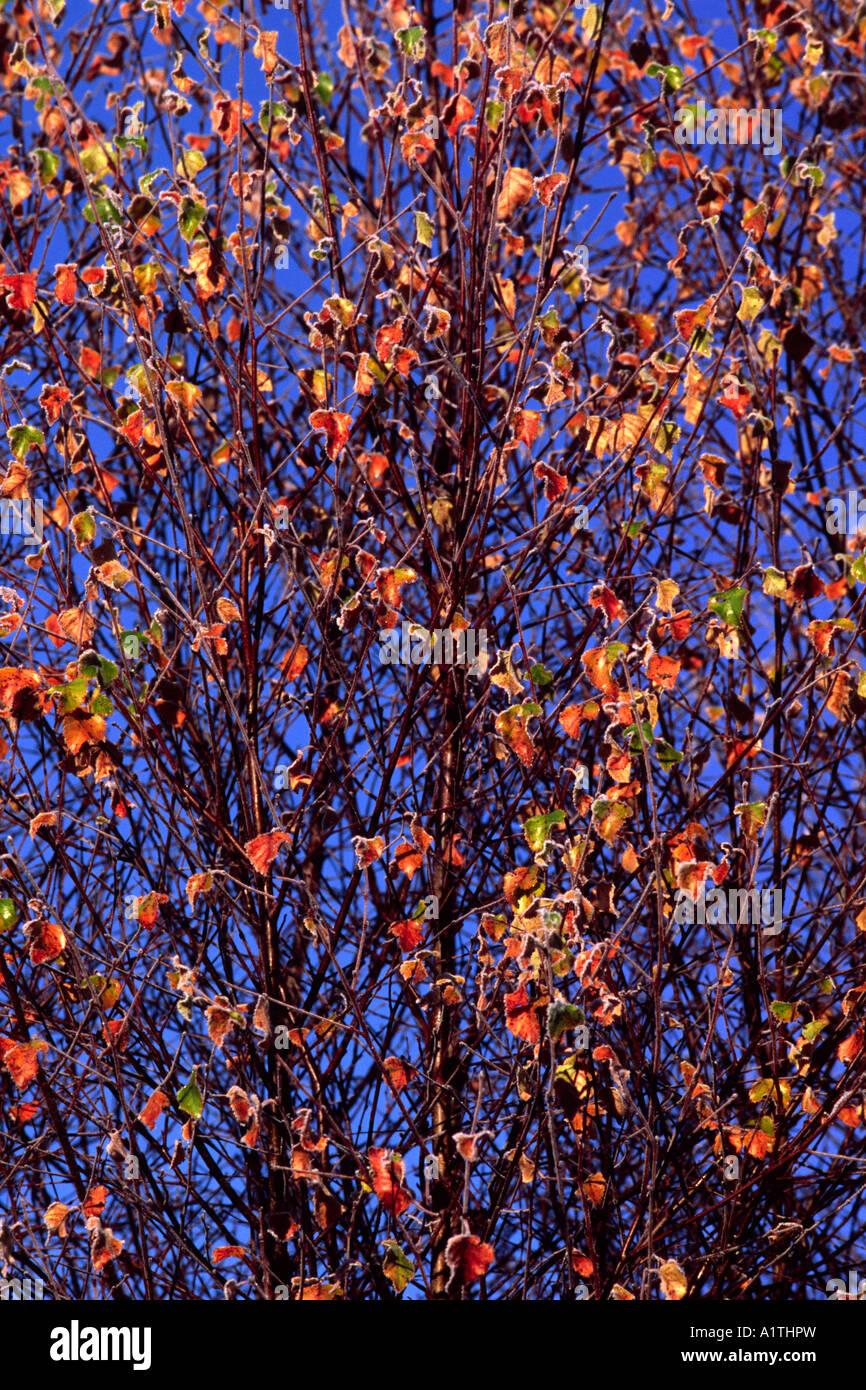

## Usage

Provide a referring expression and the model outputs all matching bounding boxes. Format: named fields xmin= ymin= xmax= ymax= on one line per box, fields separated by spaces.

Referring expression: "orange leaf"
xmin=90 ymin=1225 xmax=124 ymax=1273
xmin=505 ymin=986 xmax=540 ymax=1044
xmin=445 ymin=1233 xmax=494 ymax=1283
xmin=54 ymin=264 xmax=77 ymax=305
xmin=82 ymin=1186 xmax=108 ymax=1219
xmin=391 ymin=918 xmax=423 ymax=952
xmin=212 ymin=1245 xmax=248 ymax=1264
xmin=44 ymin=1202 xmax=71 ymax=1237
xmin=582 ymin=1172 xmax=606 ymax=1206
xmin=281 ymin=644 xmax=309 ymax=682
xmin=368 ymin=1147 xmax=412 ymax=1216
xmin=310 ymin=409 xmax=352 ymax=460
xmin=353 ymin=835 xmax=385 ymax=868
xmin=496 ymin=167 xmax=533 ymax=221
xmin=0 ymin=1036 xmax=48 ymax=1088
xmin=393 ymin=840 xmax=424 ymax=881
xmin=28 ymin=921 xmax=66 ymax=965
xmin=139 ymin=1090 xmax=169 ymax=1131
xmin=647 ymin=653 xmax=681 ymax=690
xmin=186 ymin=872 xmax=214 ymax=909
xmin=244 ymin=831 xmax=291 ymax=875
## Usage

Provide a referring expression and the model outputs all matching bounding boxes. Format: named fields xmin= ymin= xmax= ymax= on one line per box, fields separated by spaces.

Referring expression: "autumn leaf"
xmin=44 ymin=1202 xmax=71 ymax=1237
xmin=139 ymin=1089 xmax=169 ymax=1131
xmin=28 ymin=921 xmax=66 ymax=965
xmin=505 ymin=986 xmax=541 ymax=1044
xmin=391 ymin=918 xmax=424 ymax=952
xmin=244 ymin=831 xmax=291 ymax=875
xmin=90 ymin=1224 xmax=124 ymax=1273
xmin=212 ymin=1245 xmax=249 ymax=1264
xmin=310 ymin=409 xmax=352 ymax=460
xmin=186 ymin=872 xmax=214 ymax=909
xmin=647 ymin=653 xmax=681 ymax=691
xmin=659 ymin=1259 xmax=688 ymax=1300
xmin=0 ymin=1037 xmax=48 ymax=1088
xmin=368 ymin=1147 xmax=412 ymax=1215
xmin=445 ymin=1232 xmax=494 ymax=1283
xmin=496 ymin=167 xmax=533 ymax=220
xmin=281 ymin=644 xmax=309 ymax=682
xmin=353 ymin=835 xmax=385 ymax=868
xmin=392 ymin=840 xmax=424 ymax=880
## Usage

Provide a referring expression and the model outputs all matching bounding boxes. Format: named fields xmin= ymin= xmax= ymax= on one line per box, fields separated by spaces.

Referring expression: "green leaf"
xmin=91 ymin=692 xmax=113 ymax=717
xmin=178 ymin=197 xmax=207 ymax=242
xmin=315 ymin=71 xmax=333 ymax=105
xmin=646 ymin=62 xmax=683 ymax=93
xmin=381 ymin=1240 xmax=415 ymax=1292
xmin=529 ymin=662 xmax=554 ymax=687
xmin=7 ymin=424 xmax=45 ymax=460
xmin=547 ymin=999 xmax=583 ymax=1041
xmin=0 ymin=898 xmax=17 ymax=934
xmin=655 ymin=740 xmax=684 ymax=769
xmin=59 ymin=677 xmax=88 ymax=713
xmin=523 ymin=809 xmax=566 ymax=853
xmin=762 ymin=566 xmax=786 ymax=596
xmin=850 ymin=554 xmax=866 ymax=585
xmin=176 ymin=1072 xmax=203 ymax=1118
xmin=737 ymin=286 xmax=765 ymax=325
xmin=734 ymin=801 xmax=767 ymax=839
xmin=71 ymin=511 xmax=96 ymax=550
xmin=414 ymin=210 xmax=434 ymax=248
xmin=83 ymin=195 xmax=123 ymax=227
xmin=708 ymin=586 xmax=746 ymax=628
xmin=624 ymin=721 xmax=655 ymax=753
xmin=396 ymin=25 xmax=426 ymax=60
xmin=770 ymin=1000 xmax=795 ymax=1022
xmin=34 ymin=148 xmax=60 ymax=185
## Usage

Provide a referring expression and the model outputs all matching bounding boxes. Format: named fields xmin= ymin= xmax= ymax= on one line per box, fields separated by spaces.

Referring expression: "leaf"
xmin=0 ymin=899 xmax=18 ymax=933
xmin=28 ymin=921 xmax=66 ymax=965
xmin=0 ymin=1036 xmax=48 ymax=1088
xmin=582 ymin=1172 xmax=606 ymax=1206
xmin=368 ymin=1147 xmax=412 ymax=1215
xmin=281 ymin=643 xmax=309 ymax=682
xmin=44 ymin=1202 xmax=71 ymax=1237
xmin=139 ymin=1089 xmax=169 ymax=1130
xmin=647 ymin=653 xmax=681 ymax=690
xmin=505 ymin=986 xmax=541 ymax=1043
xmin=7 ymin=424 xmax=45 ymax=460
xmin=353 ymin=835 xmax=385 ymax=868
xmin=496 ymin=167 xmax=533 ymax=221
xmin=708 ymin=587 xmax=746 ymax=629
xmin=244 ymin=831 xmax=291 ymax=875
xmin=382 ymin=1240 xmax=415 ymax=1292
xmin=737 ymin=285 xmax=765 ymax=324
xmin=548 ymin=1000 xmax=584 ymax=1041
xmin=445 ymin=1233 xmax=494 ymax=1283
xmin=523 ymin=809 xmax=566 ymax=853
xmin=176 ymin=1071 xmax=203 ymax=1118
xmin=212 ymin=1245 xmax=248 ymax=1265
xmin=90 ymin=1226 xmax=124 ymax=1273
xmin=310 ymin=408 xmax=352 ymax=459
xmin=186 ymin=872 xmax=214 ymax=910
xmin=659 ymin=1259 xmax=688 ymax=1300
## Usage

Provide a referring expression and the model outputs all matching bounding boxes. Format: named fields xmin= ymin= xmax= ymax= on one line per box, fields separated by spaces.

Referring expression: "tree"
xmin=1 ymin=0 xmax=865 ymax=1301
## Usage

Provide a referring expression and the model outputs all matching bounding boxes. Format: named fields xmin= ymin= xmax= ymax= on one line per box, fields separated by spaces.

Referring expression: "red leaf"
xmin=368 ymin=1147 xmax=412 ymax=1215
xmin=244 ymin=831 xmax=291 ymax=875
xmin=310 ymin=409 xmax=352 ymax=460
xmin=445 ymin=1233 xmax=494 ymax=1283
